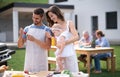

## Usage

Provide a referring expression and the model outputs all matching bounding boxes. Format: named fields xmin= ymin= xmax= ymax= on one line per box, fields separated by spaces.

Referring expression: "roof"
xmin=0 ymin=2 xmax=74 ymax=19
xmin=0 ymin=2 xmax=74 ymax=13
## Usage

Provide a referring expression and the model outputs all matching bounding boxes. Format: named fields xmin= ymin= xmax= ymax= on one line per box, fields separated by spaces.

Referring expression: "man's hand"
xmin=46 ymin=32 xmax=52 ymax=38
xmin=27 ymin=35 xmax=35 ymax=42
xmin=19 ymin=28 xmax=24 ymax=37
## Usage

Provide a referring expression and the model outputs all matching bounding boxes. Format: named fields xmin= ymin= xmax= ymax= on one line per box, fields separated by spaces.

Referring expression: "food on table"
xmin=61 ymin=70 xmax=73 ymax=77
xmin=12 ymin=73 xmax=25 ymax=77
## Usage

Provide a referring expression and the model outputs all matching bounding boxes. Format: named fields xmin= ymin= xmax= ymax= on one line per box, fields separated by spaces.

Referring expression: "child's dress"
xmin=55 ymin=21 xmax=79 ymax=72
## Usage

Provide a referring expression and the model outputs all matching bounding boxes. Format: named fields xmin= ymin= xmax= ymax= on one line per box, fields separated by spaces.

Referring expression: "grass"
xmin=7 ymin=45 xmax=120 ymax=77
xmin=8 ymin=48 xmax=25 ymax=71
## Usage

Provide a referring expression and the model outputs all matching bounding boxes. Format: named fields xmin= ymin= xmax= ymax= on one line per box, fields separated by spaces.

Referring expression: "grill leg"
xmin=0 ymin=61 xmax=7 ymax=66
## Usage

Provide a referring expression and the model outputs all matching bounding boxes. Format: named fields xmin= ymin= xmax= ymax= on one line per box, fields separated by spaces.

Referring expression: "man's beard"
xmin=34 ymin=21 xmax=39 ymax=25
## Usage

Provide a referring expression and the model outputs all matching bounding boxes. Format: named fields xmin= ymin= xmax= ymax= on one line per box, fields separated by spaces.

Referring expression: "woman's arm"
xmin=65 ymin=20 xmax=79 ymax=45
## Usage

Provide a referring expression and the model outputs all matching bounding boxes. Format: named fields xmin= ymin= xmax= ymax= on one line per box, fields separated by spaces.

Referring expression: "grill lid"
xmin=0 ymin=43 xmax=8 ymax=51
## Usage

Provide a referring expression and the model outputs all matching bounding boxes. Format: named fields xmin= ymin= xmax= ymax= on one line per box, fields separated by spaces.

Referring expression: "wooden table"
xmin=49 ymin=46 xmax=115 ymax=77
xmin=3 ymin=71 xmax=52 ymax=77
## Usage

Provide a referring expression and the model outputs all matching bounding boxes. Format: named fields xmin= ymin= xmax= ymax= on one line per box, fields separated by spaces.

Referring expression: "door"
xmin=91 ymin=16 xmax=98 ymax=38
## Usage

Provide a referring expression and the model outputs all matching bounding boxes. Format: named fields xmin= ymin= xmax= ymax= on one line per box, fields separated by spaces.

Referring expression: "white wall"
xmin=77 ymin=0 xmax=120 ymax=41
xmin=51 ymin=0 xmax=120 ymax=44
xmin=0 ymin=32 xmax=6 ymax=42
xmin=0 ymin=17 xmax=32 ymax=42
xmin=0 ymin=18 xmax=13 ymax=42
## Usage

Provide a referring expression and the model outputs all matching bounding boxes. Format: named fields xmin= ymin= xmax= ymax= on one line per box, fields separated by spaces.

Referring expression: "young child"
xmin=51 ymin=24 xmax=66 ymax=72
xmin=51 ymin=23 xmax=77 ymax=72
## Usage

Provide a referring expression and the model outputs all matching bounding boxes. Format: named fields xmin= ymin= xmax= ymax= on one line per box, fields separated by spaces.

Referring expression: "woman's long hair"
xmin=46 ymin=5 xmax=65 ymax=27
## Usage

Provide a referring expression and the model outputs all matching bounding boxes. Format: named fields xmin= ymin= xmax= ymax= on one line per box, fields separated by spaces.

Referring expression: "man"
xmin=79 ymin=31 xmax=92 ymax=46
xmin=78 ymin=31 xmax=92 ymax=67
xmin=18 ymin=7 xmax=51 ymax=72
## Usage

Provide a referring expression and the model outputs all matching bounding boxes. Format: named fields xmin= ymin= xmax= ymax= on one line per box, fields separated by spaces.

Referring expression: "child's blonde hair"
xmin=51 ymin=24 xmax=62 ymax=31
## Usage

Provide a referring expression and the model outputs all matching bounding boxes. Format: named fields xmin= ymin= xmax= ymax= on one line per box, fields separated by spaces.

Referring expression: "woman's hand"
xmin=61 ymin=41 xmax=65 ymax=48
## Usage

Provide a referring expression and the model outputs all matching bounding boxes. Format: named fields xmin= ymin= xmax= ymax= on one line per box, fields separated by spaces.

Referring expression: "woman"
xmin=46 ymin=5 xmax=79 ymax=72
xmin=93 ymin=30 xmax=111 ymax=73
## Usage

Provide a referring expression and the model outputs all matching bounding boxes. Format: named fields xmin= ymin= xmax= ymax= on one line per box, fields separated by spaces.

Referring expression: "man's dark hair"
xmin=34 ymin=7 xmax=44 ymax=17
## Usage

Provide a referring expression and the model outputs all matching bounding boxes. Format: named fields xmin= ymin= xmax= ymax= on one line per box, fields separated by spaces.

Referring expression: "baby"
xmin=51 ymin=24 xmax=67 ymax=72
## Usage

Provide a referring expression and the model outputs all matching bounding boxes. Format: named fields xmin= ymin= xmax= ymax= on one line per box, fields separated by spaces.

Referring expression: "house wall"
xmin=50 ymin=0 xmax=120 ymax=44
xmin=0 ymin=18 xmax=13 ymax=42
xmin=0 ymin=17 xmax=32 ymax=42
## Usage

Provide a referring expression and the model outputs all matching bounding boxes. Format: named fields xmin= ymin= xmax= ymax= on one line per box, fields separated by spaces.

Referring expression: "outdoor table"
xmin=49 ymin=46 xmax=115 ymax=77
xmin=3 ymin=71 xmax=52 ymax=77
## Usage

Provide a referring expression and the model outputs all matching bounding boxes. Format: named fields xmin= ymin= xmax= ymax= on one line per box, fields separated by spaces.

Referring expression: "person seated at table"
xmin=77 ymin=31 xmax=92 ymax=67
xmin=92 ymin=30 xmax=111 ymax=74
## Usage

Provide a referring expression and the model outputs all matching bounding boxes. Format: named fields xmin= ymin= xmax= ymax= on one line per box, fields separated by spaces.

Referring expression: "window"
xmin=106 ymin=11 xmax=117 ymax=29
xmin=75 ymin=15 xmax=78 ymax=30
xmin=55 ymin=0 xmax=68 ymax=3
xmin=91 ymin=16 xmax=98 ymax=32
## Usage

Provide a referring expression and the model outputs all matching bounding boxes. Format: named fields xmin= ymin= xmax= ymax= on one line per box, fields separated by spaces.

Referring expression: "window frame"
xmin=106 ymin=11 xmax=117 ymax=29
xmin=54 ymin=0 xmax=68 ymax=3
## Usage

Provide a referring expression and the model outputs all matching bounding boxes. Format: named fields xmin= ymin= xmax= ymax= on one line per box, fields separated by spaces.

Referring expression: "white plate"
xmin=72 ymin=72 xmax=88 ymax=77
xmin=53 ymin=74 xmax=69 ymax=77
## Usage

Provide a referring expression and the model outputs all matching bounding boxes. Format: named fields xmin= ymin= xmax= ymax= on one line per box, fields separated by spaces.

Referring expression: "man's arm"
xmin=27 ymin=32 xmax=51 ymax=50
xmin=18 ymin=28 xmax=26 ymax=48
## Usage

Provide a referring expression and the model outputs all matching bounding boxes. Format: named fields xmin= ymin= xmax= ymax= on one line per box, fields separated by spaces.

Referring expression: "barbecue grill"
xmin=0 ymin=43 xmax=15 ymax=66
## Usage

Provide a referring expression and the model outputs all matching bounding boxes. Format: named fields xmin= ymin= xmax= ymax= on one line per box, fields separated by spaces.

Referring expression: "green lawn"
xmin=8 ymin=45 xmax=120 ymax=77
xmin=8 ymin=48 xmax=25 ymax=71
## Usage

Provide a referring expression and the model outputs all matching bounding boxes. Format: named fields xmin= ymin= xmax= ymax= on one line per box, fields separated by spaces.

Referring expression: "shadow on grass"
xmin=90 ymin=69 xmax=120 ymax=77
